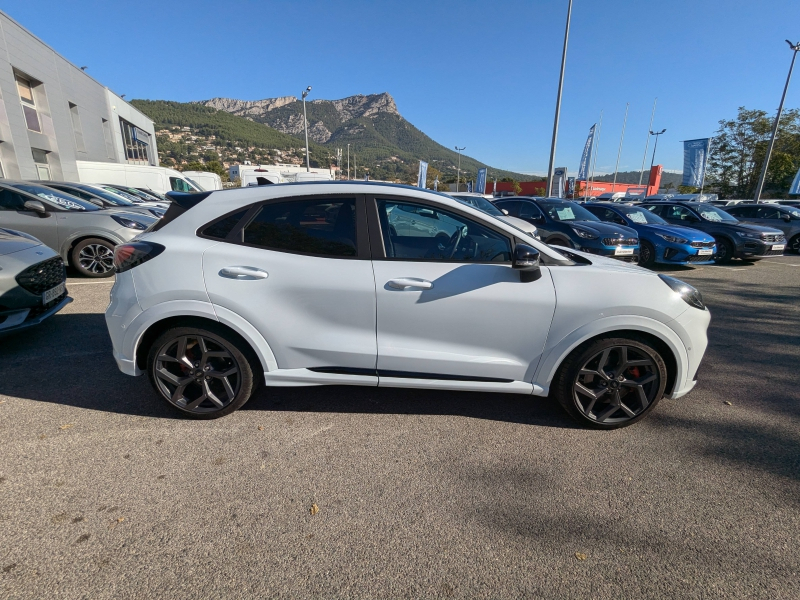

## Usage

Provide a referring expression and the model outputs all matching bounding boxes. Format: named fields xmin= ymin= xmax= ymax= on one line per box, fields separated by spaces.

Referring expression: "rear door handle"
xmin=387 ymin=278 xmax=433 ymax=290
xmin=219 ymin=266 xmax=269 ymax=280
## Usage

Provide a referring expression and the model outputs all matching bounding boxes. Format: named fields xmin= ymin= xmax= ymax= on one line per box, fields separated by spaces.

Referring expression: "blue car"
xmin=493 ymin=197 xmax=639 ymax=262
xmin=584 ymin=203 xmax=716 ymax=268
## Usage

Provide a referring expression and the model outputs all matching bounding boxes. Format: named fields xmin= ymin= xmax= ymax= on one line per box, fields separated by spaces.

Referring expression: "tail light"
xmin=113 ymin=242 xmax=165 ymax=273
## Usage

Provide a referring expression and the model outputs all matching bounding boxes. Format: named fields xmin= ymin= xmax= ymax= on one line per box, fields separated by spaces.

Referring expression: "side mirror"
xmin=24 ymin=200 xmax=48 ymax=217
xmin=783 ymin=214 xmax=791 ymax=222
xmin=501 ymin=209 xmax=509 ymax=215
xmin=513 ymin=243 xmax=541 ymax=282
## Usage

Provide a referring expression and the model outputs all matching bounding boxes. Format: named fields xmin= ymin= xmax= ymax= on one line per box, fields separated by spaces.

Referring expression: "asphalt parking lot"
xmin=1 ymin=257 xmax=799 ymax=599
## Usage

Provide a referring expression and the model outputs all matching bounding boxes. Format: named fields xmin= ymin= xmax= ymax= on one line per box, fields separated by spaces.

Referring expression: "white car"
xmin=105 ymin=182 xmax=710 ymax=428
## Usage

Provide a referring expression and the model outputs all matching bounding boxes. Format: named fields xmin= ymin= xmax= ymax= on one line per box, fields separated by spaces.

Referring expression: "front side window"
xmin=519 ymin=201 xmax=544 ymax=220
xmin=663 ymin=205 xmax=699 ymax=221
xmin=170 ymin=177 xmax=195 ymax=192
xmin=377 ymin=200 xmax=511 ymax=262
xmin=755 ymin=206 xmax=781 ymax=219
xmin=16 ymin=74 xmax=41 ymax=133
xmin=242 ymin=198 xmax=357 ymax=257
xmin=0 ymin=189 xmax=28 ymax=211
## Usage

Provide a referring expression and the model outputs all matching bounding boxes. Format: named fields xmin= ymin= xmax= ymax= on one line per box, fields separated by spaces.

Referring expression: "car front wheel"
xmin=713 ymin=237 xmax=733 ymax=264
xmin=789 ymin=234 xmax=800 ymax=255
xmin=147 ymin=326 xmax=256 ymax=419
xmin=552 ymin=336 xmax=668 ymax=429
xmin=638 ymin=240 xmax=656 ymax=268
xmin=71 ymin=238 xmax=116 ymax=277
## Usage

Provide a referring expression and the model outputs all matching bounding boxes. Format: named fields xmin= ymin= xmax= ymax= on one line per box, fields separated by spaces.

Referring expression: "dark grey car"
xmin=724 ymin=204 xmax=800 ymax=254
xmin=0 ymin=228 xmax=71 ymax=335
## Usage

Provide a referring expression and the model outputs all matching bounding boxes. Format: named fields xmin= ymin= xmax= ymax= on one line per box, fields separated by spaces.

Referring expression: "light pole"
xmin=455 ymin=146 xmax=465 ymax=192
xmin=302 ymin=86 xmax=312 ymax=172
xmin=546 ymin=0 xmax=573 ymax=196
xmin=638 ymin=98 xmax=658 ymax=187
xmin=648 ymin=128 xmax=666 ymax=193
xmin=753 ymin=40 xmax=800 ymax=201
xmin=347 ymin=143 xmax=350 ymax=180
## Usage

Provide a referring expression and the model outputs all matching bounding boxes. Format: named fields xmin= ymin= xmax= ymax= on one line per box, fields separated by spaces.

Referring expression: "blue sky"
xmin=4 ymin=0 xmax=800 ymax=177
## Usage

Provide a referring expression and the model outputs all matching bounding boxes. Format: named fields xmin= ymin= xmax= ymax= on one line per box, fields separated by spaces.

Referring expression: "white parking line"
xmin=67 ymin=280 xmax=115 ymax=285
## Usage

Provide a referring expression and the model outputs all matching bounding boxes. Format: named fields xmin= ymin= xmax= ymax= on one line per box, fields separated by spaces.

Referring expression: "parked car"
xmin=584 ymin=203 xmax=716 ymax=268
xmin=708 ymin=199 xmax=754 ymax=207
xmin=724 ymin=203 xmax=800 ymax=254
xmin=448 ymin=193 xmax=540 ymax=238
xmin=493 ymin=197 xmax=639 ymax=262
xmin=638 ymin=201 xmax=786 ymax=263
xmin=0 ymin=181 xmax=156 ymax=277
xmin=98 ymin=184 xmax=170 ymax=208
xmin=106 ymin=182 xmax=710 ymax=428
xmin=40 ymin=181 xmax=166 ymax=219
xmin=760 ymin=199 xmax=800 ymax=208
xmin=0 ymin=228 xmax=71 ymax=335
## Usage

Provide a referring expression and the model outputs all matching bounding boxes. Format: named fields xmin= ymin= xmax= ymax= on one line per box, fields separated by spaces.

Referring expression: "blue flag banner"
xmin=577 ymin=125 xmax=596 ymax=180
xmin=790 ymin=167 xmax=800 ymax=195
xmin=467 ymin=181 xmax=473 ymax=193
xmin=476 ymin=168 xmax=487 ymax=194
xmin=567 ymin=177 xmax=576 ymax=197
xmin=417 ymin=160 xmax=428 ymax=188
xmin=682 ymin=138 xmax=711 ymax=187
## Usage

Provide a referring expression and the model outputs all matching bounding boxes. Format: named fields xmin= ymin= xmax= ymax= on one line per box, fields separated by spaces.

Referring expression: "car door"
xmin=0 ymin=188 xmax=60 ymax=250
xmin=202 ymin=194 xmax=378 ymax=373
xmin=369 ymin=195 xmax=556 ymax=384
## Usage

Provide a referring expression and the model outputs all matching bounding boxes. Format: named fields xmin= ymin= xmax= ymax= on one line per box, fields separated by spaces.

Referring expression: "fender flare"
xmin=123 ymin=300 xmax=278 ymax=376
xmin=532 ymin=315 xmax=688 ymax=396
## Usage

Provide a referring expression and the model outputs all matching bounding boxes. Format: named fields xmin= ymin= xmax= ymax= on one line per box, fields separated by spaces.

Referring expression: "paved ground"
xmin=1 ymin=256 xmax=799 ymax=599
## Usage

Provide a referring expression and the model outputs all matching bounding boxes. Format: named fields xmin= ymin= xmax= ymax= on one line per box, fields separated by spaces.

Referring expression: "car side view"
xmin=0 ymin=228 xmax=71 ymax=335
xmin=105 ymin=182 xmax=710 ymax=429
xmin=493 ymin=197 xmax=640 ymax=261
xmin=41 ymin=181 xmax=166 ymax=219
xmin=584 ymin=202 xmax=716 ymax=268
xmin=0 ymin=181 xmax=156 ymax=277
xmin=638 ymin=201 xmax=786 ymax=263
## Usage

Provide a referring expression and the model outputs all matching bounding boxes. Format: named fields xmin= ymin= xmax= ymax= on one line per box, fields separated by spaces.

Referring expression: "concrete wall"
xmin=0 ymin=10 xmax=157 ymax=181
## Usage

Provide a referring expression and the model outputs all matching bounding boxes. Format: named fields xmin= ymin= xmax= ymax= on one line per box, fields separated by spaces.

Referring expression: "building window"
xmin=32 ymin=148 xmax=51 ymax=180
xmin=16 ymin=74 xmax=41 ymax=133
xmin=68 ymin=102 xmax=85 ymax=153
xmin=119 ymin=117 xmax=150 ymax=165
xmin=102 ymin=118 xmax=115 ymax=158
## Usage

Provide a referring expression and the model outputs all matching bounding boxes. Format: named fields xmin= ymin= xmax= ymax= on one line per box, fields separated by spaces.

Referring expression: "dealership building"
xmin=0 ymin=10 xmax=157 ymax=182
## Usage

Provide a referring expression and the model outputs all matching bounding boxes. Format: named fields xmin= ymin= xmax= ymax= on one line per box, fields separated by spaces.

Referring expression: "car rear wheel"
xmin=713 ymin=237 xmax=733 ymax=264
xmin=789 ymin=234 xmax=800 ymax=255
xmin=147 ymin=326 xmax=256 ymax=419
xmin=638 ymin=240 xmax=656 ymax=268
xmin=71 ymin=238 xmax=116 ymax=278
xmin=552 ymin=336 xmax=667 ymax=429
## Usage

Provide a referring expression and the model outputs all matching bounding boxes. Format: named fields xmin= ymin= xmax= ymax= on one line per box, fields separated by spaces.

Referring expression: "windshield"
xmin=79 ymin=185 xmax=135 ymax=206
xmin=11 ymin=183 xmax=98 ymax=211
xmin=697 ymin=204 xmax=739 ymax=223
xmin=540 ymin=201 xmax=600 ymax=222
xmin=452 ymin=195 xmax=504 ymax=216
xmin=617 ymin=206 xmax=668 ymax=225
xmin=101 ymin=186 xmax=145 ymax=203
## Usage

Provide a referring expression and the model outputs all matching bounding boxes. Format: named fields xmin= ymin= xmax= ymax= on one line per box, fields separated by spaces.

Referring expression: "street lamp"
xmin=648 ymin=128 xmax=666 ymax=194
xmin=302 ymin=86 xmax=312 ymax=172
xmin=347 ymin=143 xmax=350 ymax=180
xmin=546 ymin=0 xmax=573 ymax=196
xmin=753 ymin=40 xmax=800 ymax=202
xmin=455 ymin=146 xmax=465 ymax=192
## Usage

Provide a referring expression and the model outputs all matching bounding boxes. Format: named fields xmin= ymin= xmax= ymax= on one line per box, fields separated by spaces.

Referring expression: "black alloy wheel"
xmin=553 ymin=337 xmax=667 ymax=429
xmin=72 ymin=238 xmax=115 ymax=277
xmin=713 ymin=237 xmax=733 ymax=264
xmin=789 ymin=234 xmax=800 ymax=255
xmin=638 ymin=240 xmax=655 ymax=268
xmin=147 ymin=326 xmax=256 ymax=418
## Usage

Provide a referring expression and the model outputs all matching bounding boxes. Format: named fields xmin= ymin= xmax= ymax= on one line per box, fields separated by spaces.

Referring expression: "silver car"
xmin=724 ymin=203 xmax=800 ymax=254
xmin=41 ymin=181 xmax=166 ymax=219
xmin=0 ymin=181 xmax=156 ymax=278
xmin=0 ymin=227 xmax=71 ymax=335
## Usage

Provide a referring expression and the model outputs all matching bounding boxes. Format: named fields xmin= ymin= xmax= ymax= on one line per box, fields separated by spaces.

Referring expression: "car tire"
xmin=147 ymin=325 xmax=257 ymax=419
xmin=638 ymin=240 xmax=656 ymax=268
xmin=552 ymin=336 xmax=668 ymax=430
xmin=789 ymin=234 xmax=800 ymax=255
xmin=71 ymin=238 xmax=116 ymax=278
xmin=713 ymin=237 xmax=734 ymax=264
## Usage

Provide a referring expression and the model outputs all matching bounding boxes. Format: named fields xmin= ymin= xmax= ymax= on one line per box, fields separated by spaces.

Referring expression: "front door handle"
xmin=387 ymin=278 xmax=433 ymax=290
xmin=219 ymin=266 xmax=269 ymax=280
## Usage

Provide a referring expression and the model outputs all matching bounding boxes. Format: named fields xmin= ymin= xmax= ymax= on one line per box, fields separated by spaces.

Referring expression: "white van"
xmin=76 ymin=161 xmax=202 ymax=195
xmin=183 ymin=171 xmax=223 ymax=191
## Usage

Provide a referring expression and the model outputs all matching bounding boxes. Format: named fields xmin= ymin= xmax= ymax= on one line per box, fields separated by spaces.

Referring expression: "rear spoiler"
xmin=149 ymin=191 xmax=213 ymax=232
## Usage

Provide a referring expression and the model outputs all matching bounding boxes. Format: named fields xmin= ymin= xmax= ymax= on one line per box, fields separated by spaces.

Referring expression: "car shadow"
xmin=0 ymin=312 xmax=576 ymax=428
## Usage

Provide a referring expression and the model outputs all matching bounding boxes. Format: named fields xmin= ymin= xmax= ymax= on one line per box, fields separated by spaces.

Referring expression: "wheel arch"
xmin=545 ymin=235 xmax=573 ymax=247
xmin=535 ymin=318 xmax=685 ymax=396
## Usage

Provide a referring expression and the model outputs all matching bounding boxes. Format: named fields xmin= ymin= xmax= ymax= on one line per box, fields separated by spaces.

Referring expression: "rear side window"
xmin=202 ymin=210 xmax=248 ymax=240
xmin=242 ymin=198 xmax=357 ymax=257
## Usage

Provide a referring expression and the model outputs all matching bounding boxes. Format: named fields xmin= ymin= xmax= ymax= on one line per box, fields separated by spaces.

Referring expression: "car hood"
xmin=570 ymin=220 xmax=638 ymax=238
xmin=0 ymin=228 xmax=42 ymax=255
xmin=556 ymin=246 xmax=651 ymax=274
xmin=642 ymin=223 xmax=714 ymax=241
xmin=499 ymin=215 xmax=538 ymax=235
